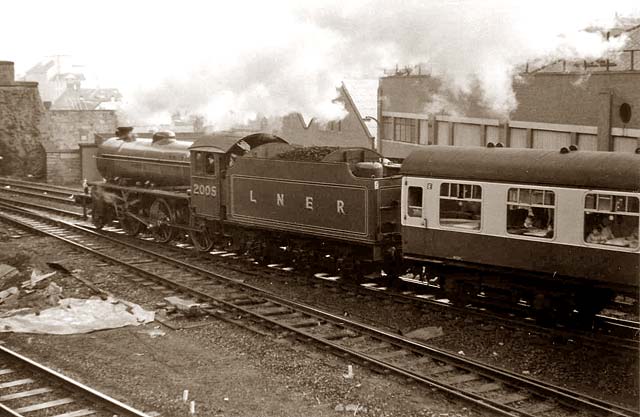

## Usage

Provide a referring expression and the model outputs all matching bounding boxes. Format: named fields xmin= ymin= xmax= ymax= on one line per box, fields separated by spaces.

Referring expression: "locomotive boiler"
xmin=96 ymin=130 xmax=191 ymax=186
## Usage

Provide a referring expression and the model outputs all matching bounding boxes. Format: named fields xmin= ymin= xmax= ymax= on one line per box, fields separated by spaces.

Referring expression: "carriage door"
xmin=402 ymin=177 xmax=428 ymax=228
xmin=402 ymin=177 xmax=433 ymax=256
xmin=191 ymin=151 xmax=221 ymax=219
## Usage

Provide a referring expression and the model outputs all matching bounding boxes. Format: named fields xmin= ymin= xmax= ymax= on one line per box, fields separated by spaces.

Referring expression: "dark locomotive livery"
xmin=92 ymin=130 xmax=402 ymax=277
xmin=90 ymin=128 xmax=640 ymax=320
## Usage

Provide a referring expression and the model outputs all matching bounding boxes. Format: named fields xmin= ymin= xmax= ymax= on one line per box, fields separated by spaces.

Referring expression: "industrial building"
xmin=377 ymin=24 xmax=640 ymax=159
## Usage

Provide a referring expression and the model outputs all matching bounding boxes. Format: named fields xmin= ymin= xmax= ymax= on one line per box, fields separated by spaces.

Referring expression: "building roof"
xmin=400 ymin=146 xmax=640 ymax=191
xmin=52 ymin=87 xmax=122 ymax=110
xmin=342 ymin=79 xmax=378 ymax=139
xmin=531 ymin=23 xmax=640 ymax=73
xmin=24 ymin=60 xmax=55 ymax=75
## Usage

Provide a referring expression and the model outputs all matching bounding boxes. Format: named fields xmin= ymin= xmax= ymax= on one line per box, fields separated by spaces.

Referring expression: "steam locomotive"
xmin=90 ymin=128 xmax=639 ymax=320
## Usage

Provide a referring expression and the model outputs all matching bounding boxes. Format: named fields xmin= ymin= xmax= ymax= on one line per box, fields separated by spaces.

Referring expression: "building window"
xmin=327 ymin=120 xmax=341 ymax=132
xmin=382 ymin=117 xmax=393 ymax=140
xmin=394 ymin=117 xmax=418 ymax=143
xmin=407 ymin=186 xmax=423 ymax=217
xmin=439 ymin=183 xmax=482 ymax=230
xmin=584 ymin=194 xmax=638 ymax=248
xmin=507 ymin=188 xmax=555 ymax=238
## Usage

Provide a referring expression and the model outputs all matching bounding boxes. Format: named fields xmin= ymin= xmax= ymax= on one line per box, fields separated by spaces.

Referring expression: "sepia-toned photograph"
xmin=0 ymin=1 xmax=638 ymax=416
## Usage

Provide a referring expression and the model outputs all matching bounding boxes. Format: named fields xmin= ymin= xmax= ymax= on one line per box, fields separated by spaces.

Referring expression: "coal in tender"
xmin=275 ymin=146 xmax=338 ymax=162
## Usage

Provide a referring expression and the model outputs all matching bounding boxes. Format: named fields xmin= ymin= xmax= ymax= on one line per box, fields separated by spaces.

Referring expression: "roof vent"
xmin=635 ymin=147 xmax=640 ymax=154
xmin=495 ymin=142 xmax=504 ymax=148
xmin=486 ymin=142 xmax=495 ymax=148
xmin=569 ymin=144 xmax=578 ymax=151
xmin=560 ymin=147 xmax=570 ymax=154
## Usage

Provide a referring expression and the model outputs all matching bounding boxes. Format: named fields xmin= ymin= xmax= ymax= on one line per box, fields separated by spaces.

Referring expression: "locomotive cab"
xmin=188 ymin=133 xmax=289 ymax=221
xmin=190 ymin=150 xmax=222 ymax=219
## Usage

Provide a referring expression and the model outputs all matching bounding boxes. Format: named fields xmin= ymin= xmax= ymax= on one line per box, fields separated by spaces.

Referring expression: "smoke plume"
xmin=4 ymin=0 xmax=639 ymax=126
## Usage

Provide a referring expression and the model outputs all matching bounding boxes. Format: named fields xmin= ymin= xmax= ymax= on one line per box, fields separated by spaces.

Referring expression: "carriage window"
xmin=507 ymin=188 xmax=555 ymax=239
xmin=205 ymin=154 xmax=216 ymax=175
xmin=407 ymin=186 xmax=423 ymax=217
xmin=439 ymin=183 xmax=482 ymax=230
xmin=584 ymin=194 xmax=638 ymax=248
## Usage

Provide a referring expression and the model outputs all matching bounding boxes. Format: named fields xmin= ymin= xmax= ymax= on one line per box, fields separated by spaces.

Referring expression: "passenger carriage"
xmin=400 ymin=145 xmax=639 ymax=319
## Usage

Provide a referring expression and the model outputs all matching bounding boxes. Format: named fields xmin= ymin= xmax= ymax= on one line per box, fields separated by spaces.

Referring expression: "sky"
xmin=2 ymin=0 xmax=639 ymax=126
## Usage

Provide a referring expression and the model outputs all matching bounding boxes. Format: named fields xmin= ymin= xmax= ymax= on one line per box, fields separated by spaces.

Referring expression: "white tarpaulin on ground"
xmin=0 ymin=297 xmax=154 ymax=334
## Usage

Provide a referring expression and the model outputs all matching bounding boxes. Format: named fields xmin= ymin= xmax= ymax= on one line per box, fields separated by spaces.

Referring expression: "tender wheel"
xmin=190 ymin=223 xmax=214 ymax=252
xmin=149 ymin=198 xmax=175 ymax=243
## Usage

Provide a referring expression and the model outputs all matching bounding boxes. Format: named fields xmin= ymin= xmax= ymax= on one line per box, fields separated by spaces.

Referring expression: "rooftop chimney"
xmin=0 ymin=61 xmax=15 ymax=85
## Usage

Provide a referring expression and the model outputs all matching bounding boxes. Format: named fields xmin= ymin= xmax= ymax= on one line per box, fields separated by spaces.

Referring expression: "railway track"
xmin=0 ymin=202 xmax=637 ymax=417
xmin=0 ymin=178 xmax=85 ymax=205
xmin=2 ymin=192 xmax=638 ymax=348
xmin=0 ymin=343 xmax=149 ymax=417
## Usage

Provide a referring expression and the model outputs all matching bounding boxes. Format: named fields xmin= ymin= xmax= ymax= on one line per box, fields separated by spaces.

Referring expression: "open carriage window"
xmin=584 ymin=194 xmax=638 ymax=248
xmin=507 ymin=188 xmax=555 ymax=239
xmin=439 ymin=183 xmax=482 ymax=230
xmin=407 ymin=186 xmax=423 ymax=217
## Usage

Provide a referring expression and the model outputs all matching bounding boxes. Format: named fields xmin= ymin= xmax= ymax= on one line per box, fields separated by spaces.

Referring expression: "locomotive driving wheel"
xmin=189 ymin=219 xmax=214 ymax=252
xmin=149 ymin=198 xmax=175 ymax=243
xmin=119 ymin=192 xmax=143 ymax=236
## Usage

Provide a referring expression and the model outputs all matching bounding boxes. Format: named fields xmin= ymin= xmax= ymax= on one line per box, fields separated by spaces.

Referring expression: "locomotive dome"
xmin=401 ymin=145 xmax=640 ymax=192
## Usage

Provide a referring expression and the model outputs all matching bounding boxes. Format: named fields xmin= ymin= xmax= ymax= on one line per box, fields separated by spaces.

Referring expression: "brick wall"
xmin=47 ymin=110 xmax=118 ymax=150
xmin=512 ymin=72 xmax=640 ymax=129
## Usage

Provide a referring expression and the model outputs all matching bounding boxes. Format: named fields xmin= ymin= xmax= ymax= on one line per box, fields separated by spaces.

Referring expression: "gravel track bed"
xmin=240 ymin=269 xmax=638 ymax=407
xmin=0 ymin=230 xmax=478 ymax=417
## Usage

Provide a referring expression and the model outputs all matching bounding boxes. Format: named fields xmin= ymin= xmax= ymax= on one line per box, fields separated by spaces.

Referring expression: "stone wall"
xmin=47 ymin=110 xmax=118 ymax=150
xmin=0 ymin=61 xmax=48 ymax=177
xmin=45 ymin=148 xmax=81 ymax=185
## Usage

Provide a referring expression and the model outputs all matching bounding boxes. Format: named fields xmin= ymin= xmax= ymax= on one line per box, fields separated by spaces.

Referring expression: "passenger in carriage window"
xmin=586 ymin=226 xmax=605 ymax=244
xmin=599 ymin=217 xmax=615 ymax=241
xmin=626 ymin=230 xmax=639 ymax=248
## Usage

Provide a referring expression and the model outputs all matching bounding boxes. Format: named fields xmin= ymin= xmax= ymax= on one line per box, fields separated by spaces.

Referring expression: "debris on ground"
xmin=342 ymin=364 xmax=354 ymax=379
xmin=0 ymin=296 xmax=154 ymax=334
xmin=334 ymin=403 xmax=367 ymax=413
xmin=22 ymin=270 xmax=56 ymax=289
xmin=164 ymin=296 xmax=202 ymax=316
xmin=0 ymin=264 xmax=19 ymax=281
xmin=44 ymin=282 xmax=62 ymax=306
xmin=404 ymin=326 xmax=444 ymax=341
xmin=138 ymin=327 xmax=166 ymax=338
xmin=0 ymin=286 xmax=18 ymax=301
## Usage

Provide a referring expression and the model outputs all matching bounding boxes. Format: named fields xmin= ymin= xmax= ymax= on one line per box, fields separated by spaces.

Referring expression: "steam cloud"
xmin=5 ymin=0 xmax=639 ymax=127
